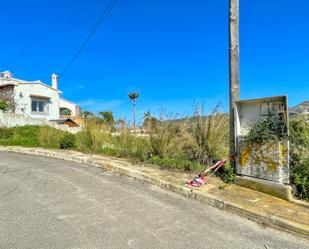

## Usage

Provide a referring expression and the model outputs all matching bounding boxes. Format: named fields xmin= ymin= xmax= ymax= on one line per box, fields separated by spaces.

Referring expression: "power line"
xmin=59 ymin=0 xmax=118 ymax=78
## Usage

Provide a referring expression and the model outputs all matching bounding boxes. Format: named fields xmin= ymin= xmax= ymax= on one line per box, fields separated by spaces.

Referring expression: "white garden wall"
xmin=0 ymin=111 xmax=81 ymax=133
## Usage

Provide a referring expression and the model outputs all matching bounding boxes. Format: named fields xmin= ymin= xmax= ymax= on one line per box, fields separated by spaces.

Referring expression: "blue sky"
xmin=1 ymin=0 xmax=308 ymax=124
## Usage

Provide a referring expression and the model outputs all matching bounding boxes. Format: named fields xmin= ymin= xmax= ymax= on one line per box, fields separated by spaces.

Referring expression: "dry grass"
xmin=38 ymin=126 xmax=63 ymax=148
xmin=147 ymin=112 xmax=186 ymax=158
xmin=184 ymin=105 xmax=229 ymax=164
xmin=76 ymin=118 xmax=111 ymax=152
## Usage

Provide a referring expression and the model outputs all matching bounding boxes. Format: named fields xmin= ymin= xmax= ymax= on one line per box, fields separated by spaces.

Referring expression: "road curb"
xmin=1 ymin=146 xmax=308 ymax=239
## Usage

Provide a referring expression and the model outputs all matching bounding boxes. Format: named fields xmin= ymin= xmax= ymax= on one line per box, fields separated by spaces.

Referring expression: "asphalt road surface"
xmin=0 ymin=151 xmax=308 ymax=249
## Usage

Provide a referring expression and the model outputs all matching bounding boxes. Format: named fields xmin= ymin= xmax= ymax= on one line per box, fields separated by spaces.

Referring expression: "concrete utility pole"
xmin=229 ymin=0 xmax=240 ymax=167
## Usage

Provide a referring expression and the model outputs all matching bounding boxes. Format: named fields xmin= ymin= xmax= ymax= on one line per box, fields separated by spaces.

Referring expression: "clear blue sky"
xmin=1 ymin=0 xmax=308 ymax=124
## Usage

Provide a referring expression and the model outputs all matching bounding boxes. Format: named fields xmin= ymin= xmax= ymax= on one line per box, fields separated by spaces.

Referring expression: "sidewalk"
xmin=0 ymin=146 xmax=308 ymax=238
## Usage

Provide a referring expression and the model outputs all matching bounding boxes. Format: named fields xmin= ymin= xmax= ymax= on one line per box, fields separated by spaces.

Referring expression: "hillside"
xmin=290 ymin=100 xmax=309 ymax=115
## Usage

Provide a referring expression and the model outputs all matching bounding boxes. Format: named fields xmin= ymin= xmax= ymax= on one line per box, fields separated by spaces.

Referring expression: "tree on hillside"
xmin=142 ymin=111 xmax=152 ymax=129
xmin=81 ymin=110 xmax=94 ymax=118
xmin=143 ymin=111 xmax=151 ymax=120
xmin=99 ymin=111 xmax=115 ymax=127
xmin=116 ymin=118 xmax=127 ymax=130
xmin=142 ymin=111 xmax=160 ymax=131
xmin=128 ymin=92 xmax=139 ymax=133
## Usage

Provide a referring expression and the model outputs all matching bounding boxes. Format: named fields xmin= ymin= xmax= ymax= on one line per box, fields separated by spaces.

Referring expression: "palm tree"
xmin=128 ymin=92 xmax=139 ymax=133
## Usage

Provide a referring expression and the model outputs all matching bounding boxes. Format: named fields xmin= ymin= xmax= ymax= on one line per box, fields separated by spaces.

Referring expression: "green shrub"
xmin=38 ymin=126 xmax=63 ymax=149
xmin=109 ymin=129 xmax=152 ymax=161
xmin=111 ymin=129 xmax=135 ymax=157
xmin=15 ymin=125 xmax=40 ymax=138
xmin=39 ymin=126 xmax=77 ymax=150
xmin=76 ymin=119 xmax=110 ymax=152
xmin=131 ymin=137 xmax=151 ymax=162
xmin=0 ymin=99 xmax=8 ymax=111
xmin=292 ymin=157 xmax=309 ymax=200
xmin=148 ymin=155 xmax=204 ymax=171
xmin=289 ymin=119 xmax=309 ymax=147
xmin=100 ymin=144 xmax=118 ymax=156
xmin=217 ymin=161 xmax=236 ymax=183
xmin=247 ymin=118 xmax=288 ymax=145
xmin=59 ymin=133 xmax=76 ymax=149
xmin=8 ymin=126 xmax=41 ymax=147
xmin=0 ymin=128 xmax=14 ymax=139
xmin=76 ymin=130 xmax=93 ymax=152
xmin=289 ymin=119 xmax=309 ymax=200
xmin=0 ymin=126 xmax=77 ymax=149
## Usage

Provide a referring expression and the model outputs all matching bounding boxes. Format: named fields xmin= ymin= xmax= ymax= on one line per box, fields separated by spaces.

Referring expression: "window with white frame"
xmin=31 ymin=99 xmax=48 ymax=113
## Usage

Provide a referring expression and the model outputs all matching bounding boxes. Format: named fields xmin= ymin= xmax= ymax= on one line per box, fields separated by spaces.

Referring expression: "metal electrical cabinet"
xmin=234 ymin=96 xmax=290 ymax=184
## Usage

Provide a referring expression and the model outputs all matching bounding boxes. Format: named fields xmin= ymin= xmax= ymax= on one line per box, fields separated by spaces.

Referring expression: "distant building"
xmin=0 ymin=71 xmax=80 ymax=120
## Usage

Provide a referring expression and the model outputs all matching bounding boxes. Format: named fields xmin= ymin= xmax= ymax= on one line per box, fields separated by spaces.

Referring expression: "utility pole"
xmin=229 ymin=0 xmax=240 ymax=168
xmin=133 ymin=99 xmax=136 ymax=132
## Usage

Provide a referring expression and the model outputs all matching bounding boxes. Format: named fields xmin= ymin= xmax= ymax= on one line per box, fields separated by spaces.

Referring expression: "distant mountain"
xmin=290 ymin=100 xmax=309 ymax=115
xmin=161 ymin=101 xmax=308 ymax=123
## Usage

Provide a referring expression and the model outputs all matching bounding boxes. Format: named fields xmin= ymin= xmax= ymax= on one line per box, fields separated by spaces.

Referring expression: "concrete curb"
xmin=235 ymin=176 xmax=293 ymax=201
xmin=1 ymin=146 xmax=308 ymax=239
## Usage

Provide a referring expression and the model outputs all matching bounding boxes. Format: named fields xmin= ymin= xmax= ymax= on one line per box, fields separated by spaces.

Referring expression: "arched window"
xmin=60 ymin=108 xmax=71 ymax=116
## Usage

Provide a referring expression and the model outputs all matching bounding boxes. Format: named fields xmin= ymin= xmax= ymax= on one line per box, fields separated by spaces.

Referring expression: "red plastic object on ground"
xmin=187 ymin=159 xmax=227 ymax=187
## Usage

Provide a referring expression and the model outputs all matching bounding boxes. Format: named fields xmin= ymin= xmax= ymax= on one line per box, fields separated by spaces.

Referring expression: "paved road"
xmin=0 ymin=151 xmax=308 ymax=249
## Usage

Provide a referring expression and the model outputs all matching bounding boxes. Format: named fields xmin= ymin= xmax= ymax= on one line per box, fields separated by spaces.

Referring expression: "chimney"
xmin=1 ymin=71 xmax=12 ymax=78
xmin=51 ymin=73 xmax=58 ymax=90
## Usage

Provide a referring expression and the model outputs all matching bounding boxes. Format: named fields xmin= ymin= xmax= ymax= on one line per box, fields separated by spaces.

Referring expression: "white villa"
xmin=0 ymin=70 xmax=80 ymax=120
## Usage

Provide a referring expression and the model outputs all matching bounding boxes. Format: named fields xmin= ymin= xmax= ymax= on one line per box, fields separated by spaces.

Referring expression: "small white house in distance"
xmin=0 ymin=70 xmax=80 ymax=120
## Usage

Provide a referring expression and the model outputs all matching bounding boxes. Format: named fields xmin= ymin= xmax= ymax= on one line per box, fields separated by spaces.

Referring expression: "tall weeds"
xmin=76 ymin=118 xmax=110 ymax=152
xmin=0 ymin=105 xmax=229 ymax=174
xmin=184 ymin=105 xmax=229 ymax=164
xmin=148 ymin=114 xmax=185 ymax=158
xmin=38 ymin=126 xmax=63 ymax=148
